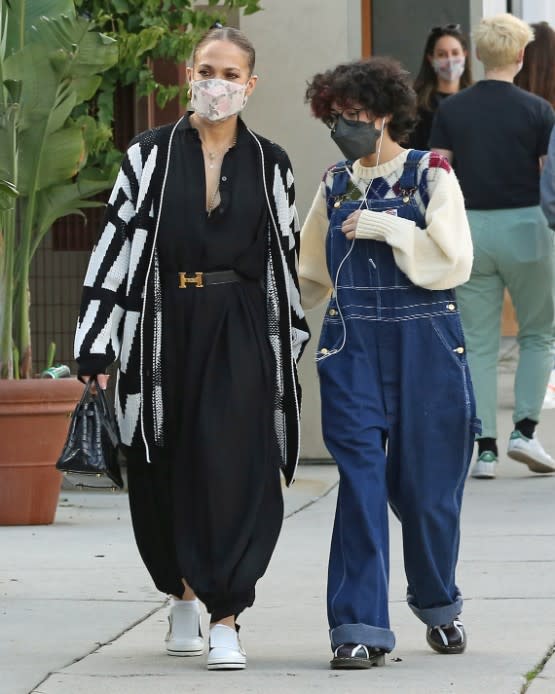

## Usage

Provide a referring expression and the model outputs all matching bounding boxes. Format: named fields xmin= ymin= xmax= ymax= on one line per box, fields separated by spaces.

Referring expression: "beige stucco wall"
xmin=240 ymin=0 xmax=361 ymax=458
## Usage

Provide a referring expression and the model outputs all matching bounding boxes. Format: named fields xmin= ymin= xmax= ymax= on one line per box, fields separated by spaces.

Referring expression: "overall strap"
xmin=398 ymin=149 xmax=427 ymax=193
xmin=325 ymin=160 xmax=352 ymax=219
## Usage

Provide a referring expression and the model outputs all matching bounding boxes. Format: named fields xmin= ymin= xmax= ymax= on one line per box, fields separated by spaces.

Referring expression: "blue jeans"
xmin=318 ymin=153 xmax=479 ymax=652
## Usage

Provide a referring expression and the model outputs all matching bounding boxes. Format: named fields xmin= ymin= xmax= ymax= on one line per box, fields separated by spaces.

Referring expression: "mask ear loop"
xmin=316 ymin=117 xmax=386 ymax=363
xmin=360 ymin=117 xmax=385 ymax=211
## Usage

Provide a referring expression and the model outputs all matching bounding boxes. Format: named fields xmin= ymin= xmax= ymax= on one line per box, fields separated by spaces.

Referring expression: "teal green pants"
xmin=457 ymin=206 xmax=554 ymax=439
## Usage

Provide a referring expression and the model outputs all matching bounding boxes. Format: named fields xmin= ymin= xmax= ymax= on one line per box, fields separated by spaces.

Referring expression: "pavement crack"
xmin=284 ymin=480 xmax=338 ymax=519
xmin=521 ymin=641 xmax=555 ymax=692
xmin=28 ymin=603 xmax=164 ymax=694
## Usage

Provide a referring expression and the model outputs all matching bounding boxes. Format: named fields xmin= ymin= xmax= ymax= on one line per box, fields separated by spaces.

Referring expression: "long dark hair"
xmin=413 ymin=24 xmax=473 ymax=111
xmin=514 ymin=21 xmax=555 ymax=108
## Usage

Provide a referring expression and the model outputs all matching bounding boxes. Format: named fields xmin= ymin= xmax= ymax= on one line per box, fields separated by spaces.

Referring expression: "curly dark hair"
xmin=305 ymin=57 xmax=417 ymax=143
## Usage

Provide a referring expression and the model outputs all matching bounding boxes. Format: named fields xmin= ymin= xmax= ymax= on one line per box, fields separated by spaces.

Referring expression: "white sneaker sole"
xmin=166 ymin=644 xmax=204 ymax=657
xmin=470 ymin=463 xmax=496 ymax=479
xmin=507 ymin=448 xmax=555 ymax=474
xmin=206 ymin=658 xmax=246 ymax=670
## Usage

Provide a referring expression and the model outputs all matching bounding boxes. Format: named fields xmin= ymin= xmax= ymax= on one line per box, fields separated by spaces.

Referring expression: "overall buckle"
xmin=178 ymin=272 xmax=204 ymax=288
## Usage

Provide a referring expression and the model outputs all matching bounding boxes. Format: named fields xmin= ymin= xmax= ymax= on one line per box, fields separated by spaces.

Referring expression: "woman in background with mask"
xmin=74 ymin=26 xmax=309 ymax=671
xmin=409 ymin=24 xmax=472 ymax=150
xmin=300 ymin=57 xmax=476 ymax=669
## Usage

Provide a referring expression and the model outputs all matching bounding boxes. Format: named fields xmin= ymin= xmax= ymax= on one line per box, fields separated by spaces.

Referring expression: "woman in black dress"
xmin=75 ymin=26 xmax=309 ymax=671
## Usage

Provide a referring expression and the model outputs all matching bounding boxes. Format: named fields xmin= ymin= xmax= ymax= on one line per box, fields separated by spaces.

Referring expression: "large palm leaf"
xmin=4 ymin=0 xmax=74 ymax=55
xmin=0 ymin=1 xmax=117 ymax=377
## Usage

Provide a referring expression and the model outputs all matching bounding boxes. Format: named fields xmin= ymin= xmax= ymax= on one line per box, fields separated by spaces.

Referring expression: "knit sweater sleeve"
xmin=271 ymin=145 xmax=311 ymax=361
xmin=355 ymin=156 xmax=473 ymax=290
xmin=299 ymin=182 xmax=333 ymax=309
xmin=74 ymin=142 xmax=142 ymax=376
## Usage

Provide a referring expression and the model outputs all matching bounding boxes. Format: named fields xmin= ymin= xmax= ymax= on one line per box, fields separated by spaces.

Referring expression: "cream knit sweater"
xmin=299 ymin=150 xmax=473 ymax=309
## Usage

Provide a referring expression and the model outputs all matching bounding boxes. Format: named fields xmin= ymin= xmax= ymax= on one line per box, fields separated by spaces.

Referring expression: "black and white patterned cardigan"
xmin=74 ymin=117 xmax=310 ymax=485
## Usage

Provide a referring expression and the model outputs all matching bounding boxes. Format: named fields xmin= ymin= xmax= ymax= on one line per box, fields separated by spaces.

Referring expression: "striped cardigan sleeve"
xmin=74 ymin=142 xmax=143 ymax=376
xmin=275 ymin=150 xmax=310 ymax=360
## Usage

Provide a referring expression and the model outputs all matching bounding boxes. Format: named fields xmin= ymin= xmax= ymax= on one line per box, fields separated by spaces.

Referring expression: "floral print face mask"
xmin=190 ymin=78 xmax=248 ymax=121
xmin=431 ymin=56 xmax=465 ymax=82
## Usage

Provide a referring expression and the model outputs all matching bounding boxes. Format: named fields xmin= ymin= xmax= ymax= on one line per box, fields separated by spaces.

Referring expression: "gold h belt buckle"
xmin=178 ymin=272 xmax=204 ymax=288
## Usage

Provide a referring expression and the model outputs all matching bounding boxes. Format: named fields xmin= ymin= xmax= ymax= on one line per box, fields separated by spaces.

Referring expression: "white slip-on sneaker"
xmin=165 ymin=598 xmax=204 ymax=656
xmin=207 ymin=624 xmax=247 ymax=671
xmin=507 ymin=431 xmax=555 ymax=474
xmin=470 ymin=451 xmax=497 ymax=479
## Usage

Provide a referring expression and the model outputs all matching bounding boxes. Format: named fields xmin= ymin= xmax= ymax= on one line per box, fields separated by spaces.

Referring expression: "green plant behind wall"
xmin=0 ymin=0 xmax=119 ymax=378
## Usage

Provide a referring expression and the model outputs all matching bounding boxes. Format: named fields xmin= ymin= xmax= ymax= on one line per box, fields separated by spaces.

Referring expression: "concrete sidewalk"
xmin=2 ymin=365 xmax=555 ymax=694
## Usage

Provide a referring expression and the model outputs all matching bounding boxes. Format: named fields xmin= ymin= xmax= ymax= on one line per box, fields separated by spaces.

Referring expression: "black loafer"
xmin=426 ymin=618 xmax=466 ymax=654
xmin=331 ymin=643 xmax=386 ymax=669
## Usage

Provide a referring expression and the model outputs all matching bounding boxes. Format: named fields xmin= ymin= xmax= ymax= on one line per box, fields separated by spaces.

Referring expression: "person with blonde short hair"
xmin=473 ymin=13 xmax=533 ymax=69
xmin=431 ymin=14 xmax=555 ymax=480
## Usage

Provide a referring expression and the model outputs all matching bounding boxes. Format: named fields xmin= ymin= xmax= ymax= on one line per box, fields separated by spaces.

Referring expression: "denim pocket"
xmin=316 ymin=301 xmax=344 ymax=360
xmin=430 ymin=313 xmax=467 ymax=368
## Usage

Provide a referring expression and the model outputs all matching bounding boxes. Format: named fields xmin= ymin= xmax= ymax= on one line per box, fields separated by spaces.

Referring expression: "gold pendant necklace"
xmin=203 ymin=132 xmax=238 ymax=214
xmin=202 ymin=134 xmax=238 ymax=169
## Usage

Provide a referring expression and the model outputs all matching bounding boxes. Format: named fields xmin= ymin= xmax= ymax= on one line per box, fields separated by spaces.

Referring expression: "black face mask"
xmin=330 ymin=115 xmax=382 ymax=161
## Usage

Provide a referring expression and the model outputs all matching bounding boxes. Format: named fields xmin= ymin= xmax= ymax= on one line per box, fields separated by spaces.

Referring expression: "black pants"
xmin=126 ymin=446 xmax=283 ymax=622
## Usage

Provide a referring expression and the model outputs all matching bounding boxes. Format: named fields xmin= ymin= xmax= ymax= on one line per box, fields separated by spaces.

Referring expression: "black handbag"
xmin=56 ymin=378 xmax=124 ymax=489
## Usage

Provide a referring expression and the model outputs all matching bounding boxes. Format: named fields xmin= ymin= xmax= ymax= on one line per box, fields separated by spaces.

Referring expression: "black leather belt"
xmin=177 ymin=270 xmax=247 ymax=288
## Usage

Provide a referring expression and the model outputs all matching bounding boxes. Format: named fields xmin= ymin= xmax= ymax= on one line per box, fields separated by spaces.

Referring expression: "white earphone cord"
xmin=316 ymin=118 xmax=385 ymax=362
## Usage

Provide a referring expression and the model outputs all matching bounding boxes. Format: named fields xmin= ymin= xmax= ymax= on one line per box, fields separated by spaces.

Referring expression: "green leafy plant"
xmin=0 ymin=0 xmax=119 ymax=378
xmin=74 ymin=0 xmax=262 ymax=171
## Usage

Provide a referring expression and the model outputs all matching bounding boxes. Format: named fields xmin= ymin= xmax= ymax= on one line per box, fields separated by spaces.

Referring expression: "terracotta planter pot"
xmin=0 ymin=378 xmax=84 ymax=525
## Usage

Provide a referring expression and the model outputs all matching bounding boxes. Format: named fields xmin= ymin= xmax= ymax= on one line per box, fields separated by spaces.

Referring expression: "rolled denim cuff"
xmin=408 ymin=593 xmax=463 ymax=627
xmin=329 ymin=623 xmax=395 ymax=652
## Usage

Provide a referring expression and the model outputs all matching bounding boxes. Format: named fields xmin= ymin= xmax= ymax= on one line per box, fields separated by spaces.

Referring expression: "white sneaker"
xmin=165 ymin=598 xmax=204 ymax=656
xmin=507 ymin=431 xmax=555 ymax=474
xmin=207 ymin=624 xmax=247 ymax=671
xmin=470 ymin=451 xmax=497 ymax=479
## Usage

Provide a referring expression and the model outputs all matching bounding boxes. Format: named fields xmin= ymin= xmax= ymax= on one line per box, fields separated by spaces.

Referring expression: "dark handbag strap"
xmin=95 ymin=384 xmax=118 ymax=447
xmin=69 ymin=378 xmax=118 ymax=446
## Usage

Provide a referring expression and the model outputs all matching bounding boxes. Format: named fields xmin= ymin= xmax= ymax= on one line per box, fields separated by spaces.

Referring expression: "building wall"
xmin=241 ymin=0 xmax=362 ymax=459
xmin=519 ymin=0 xmax=555 ymax=24
xmin=371 ymin=0 xmax=473 ymax=78
xmin=240 ymin=0 xmax=362 ymax=220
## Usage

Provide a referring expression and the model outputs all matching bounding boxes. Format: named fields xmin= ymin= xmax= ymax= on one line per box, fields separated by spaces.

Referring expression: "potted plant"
xmin=0 ymin=0 xmax=118 ymax=524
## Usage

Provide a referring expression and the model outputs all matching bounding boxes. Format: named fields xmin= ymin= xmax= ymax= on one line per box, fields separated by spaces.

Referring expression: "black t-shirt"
xmin=430 ymin=80 xmax=555 ymax=209
xmin=408 ymin=92 xmax=451 ymax=150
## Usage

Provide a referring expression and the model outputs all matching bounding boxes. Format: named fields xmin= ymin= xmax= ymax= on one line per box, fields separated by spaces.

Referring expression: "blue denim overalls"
xmin=318 ymin=150 xmax=479 ymax=653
